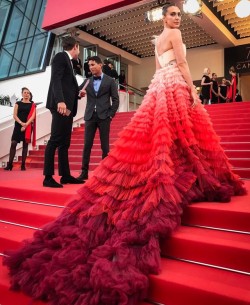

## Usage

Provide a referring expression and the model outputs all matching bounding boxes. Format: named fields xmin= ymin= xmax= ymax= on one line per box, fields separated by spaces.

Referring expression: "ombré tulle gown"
xmin=3 ymin=47 xmax=246 ymax=305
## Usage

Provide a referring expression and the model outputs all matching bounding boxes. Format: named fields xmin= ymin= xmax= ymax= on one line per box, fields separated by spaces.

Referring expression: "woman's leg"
xmin=4 ymin=140 xmax=18 ymax=170
xmin=21 ymin=142 xmax=28 ymax=170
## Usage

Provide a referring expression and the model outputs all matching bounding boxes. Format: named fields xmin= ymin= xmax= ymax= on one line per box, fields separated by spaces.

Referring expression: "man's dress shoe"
xmin=43 ymin=177 xmax=63 ymax=188
xmin=77 ymin=170 xmax=88 ymax=182
xmin=60 ymin=175 xmax=84 ymax=184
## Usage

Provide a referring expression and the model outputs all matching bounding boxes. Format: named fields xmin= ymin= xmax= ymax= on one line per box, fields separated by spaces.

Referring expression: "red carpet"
xmin=21 ymin=102 xmax=250 ymax=178
xmin=1 ymin=102 xmax=250 ymax=305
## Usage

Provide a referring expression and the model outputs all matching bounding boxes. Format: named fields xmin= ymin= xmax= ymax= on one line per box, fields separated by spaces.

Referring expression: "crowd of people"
xmin=200 ymin=66 xmax=242 ymax=104
xmin=2 ymin=4 xmax=247 ymax=305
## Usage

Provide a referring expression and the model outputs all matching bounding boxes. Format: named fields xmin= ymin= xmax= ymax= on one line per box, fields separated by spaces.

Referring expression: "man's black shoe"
xmin=60 ymin=175 xmax=84 ymax=184
xmin=77 ymin=170 xmax=88 ymax=182
xmin=43 ymin=177 xmax=63 ymax=188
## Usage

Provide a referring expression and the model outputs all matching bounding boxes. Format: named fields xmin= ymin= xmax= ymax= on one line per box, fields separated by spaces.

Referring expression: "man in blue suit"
xmin=77 ymin=56 xmax=119 ymax=181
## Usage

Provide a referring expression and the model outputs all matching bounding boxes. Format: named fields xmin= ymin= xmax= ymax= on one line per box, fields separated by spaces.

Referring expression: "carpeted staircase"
xmin=0 ymin=102 xmax=250 ymax=305
xmin=23 ymin=103 xmax=250 ymax=179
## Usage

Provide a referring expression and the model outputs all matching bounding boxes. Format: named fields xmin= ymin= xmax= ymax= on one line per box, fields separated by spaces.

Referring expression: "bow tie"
xmin=93 ymin=76 xmax=101 ymax=80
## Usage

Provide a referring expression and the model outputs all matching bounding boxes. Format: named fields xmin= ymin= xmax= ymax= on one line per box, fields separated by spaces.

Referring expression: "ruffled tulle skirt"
xmin=3 ymin=63 xmax=246 ymax=305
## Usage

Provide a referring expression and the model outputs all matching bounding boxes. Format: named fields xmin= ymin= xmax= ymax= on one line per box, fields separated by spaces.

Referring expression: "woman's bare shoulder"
xmin=168 ymin=28 xmax=182 ymax=39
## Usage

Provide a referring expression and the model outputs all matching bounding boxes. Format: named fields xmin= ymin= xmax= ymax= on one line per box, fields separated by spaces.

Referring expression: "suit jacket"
xmin=46 ymin=52 xmax=79 ymax=117
xmin=80 ymin=74 xmax=119 ymax=120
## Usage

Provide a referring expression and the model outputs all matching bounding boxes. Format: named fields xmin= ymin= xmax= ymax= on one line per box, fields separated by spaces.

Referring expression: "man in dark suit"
xmin=102 ymin=59 xmax=112 ymax=77
xmin=83 ymin=57 xmax=92 ymax=78
xmin=43 ymin=36 xmax=83 ymax=188
xmin=71 ymin=56 xmax=82 ymax=75
xmin=77 ymin=56 xmax=119 ymax=181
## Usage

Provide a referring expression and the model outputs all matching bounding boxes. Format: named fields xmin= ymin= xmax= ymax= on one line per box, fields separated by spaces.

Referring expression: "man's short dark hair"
xmin=62 ymin=36 xmax=79 ymax=51
xmin=103 ymin=59 xmax=110 ymax=65
xmin=88 ymin=56 xmax=102 ymax=64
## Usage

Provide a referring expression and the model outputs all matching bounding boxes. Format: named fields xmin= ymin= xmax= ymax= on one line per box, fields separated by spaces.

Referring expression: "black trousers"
xmin=43 ymin=111 xmax=73 ymax=176
xmin=82 ymin=112 xmax=111 ymax=171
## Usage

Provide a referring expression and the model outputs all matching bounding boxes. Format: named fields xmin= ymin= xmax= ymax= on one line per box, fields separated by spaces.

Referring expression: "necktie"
xmin=93 ymin=76 xmax=101 ymax=80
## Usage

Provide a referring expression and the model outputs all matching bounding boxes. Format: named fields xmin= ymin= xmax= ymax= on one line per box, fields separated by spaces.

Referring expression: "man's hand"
xmin=79 ymin=89 xmax=86 ymax=98
xmin=57 ymin=102 xmax=67 ymax=115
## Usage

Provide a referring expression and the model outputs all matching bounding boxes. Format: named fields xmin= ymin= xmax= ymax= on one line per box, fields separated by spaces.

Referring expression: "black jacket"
xmin=79 ymin=74 xmax=119 ymax=120
xmin=46 ymin=52 xmax=79 ymax=117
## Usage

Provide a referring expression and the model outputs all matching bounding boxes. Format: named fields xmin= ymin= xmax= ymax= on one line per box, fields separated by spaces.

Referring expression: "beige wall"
xmin=131 ymin=44 xmax=225 ymax=90
xmin=240 ymin=75 xmax=250 ymax=101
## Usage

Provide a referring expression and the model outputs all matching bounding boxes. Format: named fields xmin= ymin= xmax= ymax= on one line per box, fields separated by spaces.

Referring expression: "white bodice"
xmin=155 ymin=44 xmax=186 ymax=68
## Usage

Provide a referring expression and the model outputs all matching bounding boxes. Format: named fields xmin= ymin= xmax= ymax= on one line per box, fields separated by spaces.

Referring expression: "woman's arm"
xmin=170 ymin=29 xmax=198 ymax=104
xmin=155 ymin=55 xmax=161 ymax=70
xmin=211 ymin=82 xmax=218 ymax=96
xmin=22 ymin=106 xmax=36 ymax=131
xmin=13 ymin=104 xmax=25 ymax=126
xmin=26 ymin=109 xmax=36 ymax=126
xmin=218 ymin=87 xmax=227 ymax=99
xmin=171 ymin=29 xmax=194 ymax=90
xmin=201 ymin=77 xmax=212 ymax=86
xmin=226 ymin=78 xmax=233 ymax=86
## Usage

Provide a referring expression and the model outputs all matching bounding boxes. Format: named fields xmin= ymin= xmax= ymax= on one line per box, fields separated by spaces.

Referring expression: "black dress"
xmin=211 ymin=80 xmax=218 ymax=104
xmin=11 ymin=101 xmax=33 ymax=143
xmin=218 ymin=85 xmax=227 ymax=103
xmin=201 ymin=75 xmax=211 ymax=100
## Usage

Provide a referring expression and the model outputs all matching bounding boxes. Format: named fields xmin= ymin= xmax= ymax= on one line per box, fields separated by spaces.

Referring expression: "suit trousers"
xmin=82 ymin=111 xmax=111 ymax=171
xmin=43 ymin=111 xmax=73 ymax=176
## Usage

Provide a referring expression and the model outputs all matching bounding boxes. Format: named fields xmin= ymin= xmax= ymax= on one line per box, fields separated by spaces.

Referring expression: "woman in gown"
xmin=226 ymin=66 xmax=237 ymax=102
xmin=3 ymin=4 xmax=246 ymax=305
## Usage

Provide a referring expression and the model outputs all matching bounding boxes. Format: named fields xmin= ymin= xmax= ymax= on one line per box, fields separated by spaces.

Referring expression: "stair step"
xmin=161 ymin=225 xmax=250 ymax=273
xmin=0 ymin=227 xmax=249 ymax=305
xmin=1 ymin=215 xmax=249 ymax=274
xmin=213 ymin=122 xmax=250 ymax=129
xmin=29 ymin=149 xmax=101 ymax=156
xmin=0 ymin=183 xmax=79 ymax=205
xmin=0 ymin=222 xmax=34 ymax=252
xmin=225 ymin=150 xmax=250 ymax=158
xmin=25 ymin=162 xmax=250 ymax=179
xmin=182 ymin=187 xmax=250 ymax=232
xmin=229 ymin=158 xmax=250 ymax=168
xmin=0 ymin=198 xmax=63 ymax=228
xmin=214 ymin=129 xmax=250 ymax=136
xmin=220 ymin=135 xmax=250 ymax=142
xmin=233 ymin=168 xmax=250 ymax=179
xmin=204 ymin=102 xmax=250 ymax=110
xmin=148 ymin=258 xmax=250 ymax=305
xmin=221 ymin=142 xmax=250 ymax=150
xmin=25 ymin=155 xmax=250 ymax=169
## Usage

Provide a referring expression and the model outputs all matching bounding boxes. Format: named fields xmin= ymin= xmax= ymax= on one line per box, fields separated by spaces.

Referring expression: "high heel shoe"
xmin=21 ymin=164 xmax=26 ymax=171
xmin=4 ymin=162 xmax=13 ymax=171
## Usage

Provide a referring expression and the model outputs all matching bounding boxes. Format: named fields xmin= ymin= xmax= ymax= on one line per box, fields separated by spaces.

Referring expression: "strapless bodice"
xmin=155 ymin=44 xmax=186 ymax=68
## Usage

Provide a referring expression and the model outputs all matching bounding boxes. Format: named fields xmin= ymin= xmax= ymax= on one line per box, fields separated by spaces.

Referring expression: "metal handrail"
xmin=118 ymin=83 xmax=145 ymax=110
